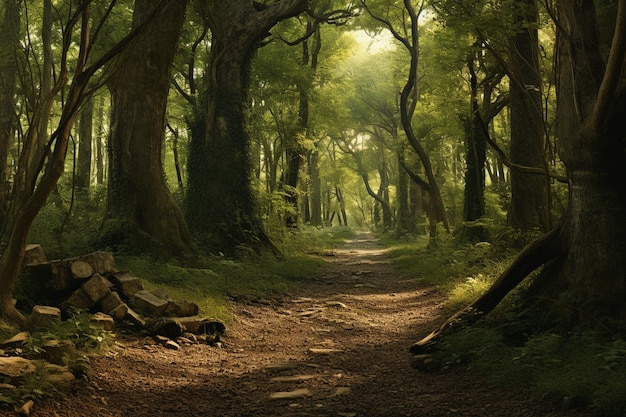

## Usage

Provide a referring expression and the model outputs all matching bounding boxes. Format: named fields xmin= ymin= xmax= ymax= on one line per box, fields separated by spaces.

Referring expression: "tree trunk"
xmin=527 ymin=0 xmax=626 ymax=321
xmin=507 ymin=0 xmax=550 ymax=239
xmin=412 ymin=0 xmax=626 ymax=352
xmin=308 ymin=150 xmax=322 ymax=226
xmin=186 ymin=1 xmax=305 ymax=255
xmin=104 ymin=0 xmax=195 ymax=257
xmin=76 ymin=96 xmax=93 ymax=190
xmin=0 ymin=0 xmax=20 ymax=218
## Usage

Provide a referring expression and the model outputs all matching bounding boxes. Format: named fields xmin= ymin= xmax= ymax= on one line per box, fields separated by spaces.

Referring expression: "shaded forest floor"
xmin=24 ymin=232 xmax=591 ymax=417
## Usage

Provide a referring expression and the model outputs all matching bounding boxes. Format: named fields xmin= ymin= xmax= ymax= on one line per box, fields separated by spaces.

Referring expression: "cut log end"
xmin=70 ymin=260 xmax=94 ymax=280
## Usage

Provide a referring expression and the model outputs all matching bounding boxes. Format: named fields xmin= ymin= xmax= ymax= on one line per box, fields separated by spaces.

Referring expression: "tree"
xmin=0 ymin=1 xmax=157 ymax=326
xmin=507 ymin=0 xmax=550 ymax=238
xmin=0 ymin=0 xmax=20 ymax=218
xmin=185 ymin=1 xmax=306 ymax=256
xmin=103 ymin=0 xmax=195 ymax=257
xmin=412 ymin=0 xmax=626 ymax=351
xmin=362 ymin=0 xmax=450 ymax=240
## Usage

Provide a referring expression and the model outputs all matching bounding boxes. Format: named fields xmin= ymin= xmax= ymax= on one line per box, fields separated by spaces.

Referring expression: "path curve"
xmin=29 ymin=232 xmax=587 ymax=417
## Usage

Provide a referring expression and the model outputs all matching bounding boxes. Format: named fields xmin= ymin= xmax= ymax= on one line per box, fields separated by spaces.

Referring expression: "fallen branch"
xmin=410 ymin=225 xmax=566 ymax=354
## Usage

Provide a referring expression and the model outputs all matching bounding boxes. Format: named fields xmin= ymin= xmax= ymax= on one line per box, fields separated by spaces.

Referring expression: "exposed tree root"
xmin=410 ymin=225 xmax=565 ymax=354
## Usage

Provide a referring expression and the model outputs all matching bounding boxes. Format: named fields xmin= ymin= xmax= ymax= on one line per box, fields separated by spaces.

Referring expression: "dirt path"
xmin=27 ymin=232 xmax=587 ymax=417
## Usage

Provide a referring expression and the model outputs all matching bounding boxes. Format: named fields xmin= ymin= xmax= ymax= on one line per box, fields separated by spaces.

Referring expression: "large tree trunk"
xmin=104 ymin=0 xmax=194 ymax=257
xmin=186 ymin=1 xmax=306 ymax=255
xmin=0 ymin=0 xmax=20 ymax=218
xmin=412 ymin=0 xmax=626 ymax=353
xmin=507 ymin=0 xmax=550 ymax=239
xmin=527 ymin=0 xmax=626 ymax=320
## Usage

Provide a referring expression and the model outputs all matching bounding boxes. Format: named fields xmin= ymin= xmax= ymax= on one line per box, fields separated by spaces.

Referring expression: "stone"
xmin=109 ymin=271 xmax=143 ymax=298
xmin=410 ymin=354 xmax=442 ymax=372
xmin=163 ymin=340 xmax=180 ymax=350
xmin=61 ymin=288 xmax=94 ymax=311
xmin=90 ymin=312 xmax=115 ymax=331
xmin=30 ymin=305 xmax=61 ymax=329
xmin=42 ymin=339 xmax=76 ymax=366
xmin=308 ymin=348 xmax=342 ymax=355
xmin=132 ymin=290 xmax=168 ymax=316
xmin=81 ymin=274 xmax=113 ymax=303
xmin=23 ymin=244 xmax=47 ymax=265
xmin=0 ymin=357 xmax=36 ymax=380
xmin=166 ymin=300 xmax=199 ymax=317
xmin=44 ymin=363 xmax=76 ymax=389
xmin=268 ymin=389 xmax=312 ymax=400
xmin=0 ymin=331 xmax=29 ymax=347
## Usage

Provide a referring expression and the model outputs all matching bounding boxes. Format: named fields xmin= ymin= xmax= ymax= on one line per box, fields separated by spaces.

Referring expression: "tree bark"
xmin=104 ymin=0 xmax=195 ymax=257
xmin=507 ymin=0 xmax=550 ymax=239
xmin=76 ymin=96 xmax=93 ymax=190
xmin=411 ymin=0 xmax=626 ymax=352
xmin=0 ymin=0 xmax=20 ymax=218
xmin=186 ymin=0 xmax=306 ymax=255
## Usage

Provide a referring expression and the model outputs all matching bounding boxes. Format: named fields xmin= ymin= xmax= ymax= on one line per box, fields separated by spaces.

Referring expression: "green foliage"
xmin=0 ymin=312 xmax=113 ymax=410
xmin=115 ymin=226 xmax=350 ymax=323
xmin=386 ymin=232 xmax=626 ymax=416
xmin=439 ymin=328 xmax=626 ymax=416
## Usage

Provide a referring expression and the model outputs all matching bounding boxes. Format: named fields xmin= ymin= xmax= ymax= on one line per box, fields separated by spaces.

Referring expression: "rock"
xmin=163 ymin=340 xmax=180 ymax=350
xmin=268 ymin=388 xmax=312 ymax=400
xmin=90 ymin=312 xmax=115 ymax=331
xmin=325 ymin=301 xmax=349 ymax=309
xmin=132 ymin=290 xmax=168 ymax=316
xmin=410 ymin=354 xmax=442 ymax=372
xmin=30 ymin=305 xmax=61 ymax=329
xmin=23 ymin=244 xmax=47 ymax=265
xmin=18 ymin=399 xmax=34 ymax=415
xmin=311 ymin=345 xmax=341 ymax=354
xmin=61 ymin=288 xmax=94 ymax=311
xmin=42 ymin=339 xmax=76 ymax=366
xmin=109 ymin=271 xmax=143 ymax=298
xmin=81 ymin=274 xmax=113 ymax=303
xmin=167 ymin=300 xmax=199 ymax=317
xmin=43 ymin=363 xmax=76 ymax=389
xmin=0 ymin=357 xmax=36 ymax=380
xmin=0 ymin=331 xmax=29 ymax=347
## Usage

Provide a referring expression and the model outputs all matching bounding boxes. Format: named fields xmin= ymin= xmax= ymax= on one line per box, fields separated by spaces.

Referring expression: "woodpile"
xmin=20 ymin=244 xmax=226 ymax=344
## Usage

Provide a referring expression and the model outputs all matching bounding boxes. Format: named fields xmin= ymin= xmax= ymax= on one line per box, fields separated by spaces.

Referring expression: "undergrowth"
xmin=383 ymin=233 xmax=626 ymax=417
xmin=114 ymin=226 xmax=354 ymax=323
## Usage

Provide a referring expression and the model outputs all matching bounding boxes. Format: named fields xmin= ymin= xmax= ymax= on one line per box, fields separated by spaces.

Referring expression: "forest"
xmin=0 ymin=0 xmax=625 ymax=415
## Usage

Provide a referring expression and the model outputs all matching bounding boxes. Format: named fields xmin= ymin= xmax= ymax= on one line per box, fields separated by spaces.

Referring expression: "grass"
xmin=382 ymin=232 xmax=626 ymax=417
xmin=114 ymin=226 xmax=355 ymax=324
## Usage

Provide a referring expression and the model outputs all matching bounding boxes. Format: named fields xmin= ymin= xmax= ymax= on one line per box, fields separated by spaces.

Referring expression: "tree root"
xmin=410 ymin=225 xmax=565 ymax=354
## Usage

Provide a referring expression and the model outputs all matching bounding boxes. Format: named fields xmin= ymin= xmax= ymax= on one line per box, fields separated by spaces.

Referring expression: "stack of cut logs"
xmin=20 ymin=244 xmax=225 ymax=342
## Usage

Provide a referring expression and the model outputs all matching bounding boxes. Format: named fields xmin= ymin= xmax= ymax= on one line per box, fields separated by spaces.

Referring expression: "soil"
xmin=23 ymin=232 xmax=592 ymax=417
